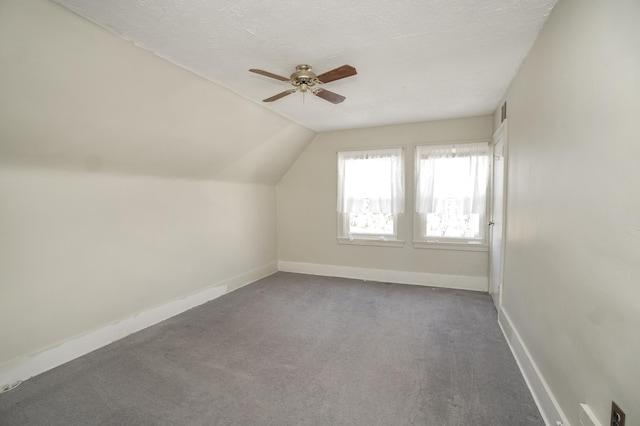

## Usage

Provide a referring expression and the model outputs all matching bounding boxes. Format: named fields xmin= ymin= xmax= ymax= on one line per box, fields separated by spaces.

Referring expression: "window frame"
xmin=336 ymin=147 xmax=406 ymax=248
xmin=413 ymin=140 xmax=490 ymax=252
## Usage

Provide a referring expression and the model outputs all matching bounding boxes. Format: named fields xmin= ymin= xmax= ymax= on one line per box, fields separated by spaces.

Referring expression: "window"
xmin=337 ymin=148 xmax=404 ymax=245
xmin=415 ymin=142 xmax=489 ymax=248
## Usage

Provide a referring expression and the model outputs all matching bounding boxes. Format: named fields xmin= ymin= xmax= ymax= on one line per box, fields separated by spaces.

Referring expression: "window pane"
xmin=415 ymin=142 xmax=488 ymax=243
xmin=349 ymin=199 xmax=394 ymax=235
xmin=426 ymin=207 xmax=480 ymax=238
xmin=337 ymin=148 xmax=404 ymax=240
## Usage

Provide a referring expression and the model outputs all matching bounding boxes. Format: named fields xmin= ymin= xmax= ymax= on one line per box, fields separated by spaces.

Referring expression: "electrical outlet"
xmin=611 ymin=401 xmax=625 ymax=426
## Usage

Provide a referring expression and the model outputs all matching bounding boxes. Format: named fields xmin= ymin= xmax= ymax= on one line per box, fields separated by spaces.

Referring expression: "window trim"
xmin=413 ymin=140 xmax=491 ymax=249
xmin=338 ymin=236 xmax=406 ymax=248
xmin=336 ymin=147 xmax=405 ymax=245
xmin=412 ymin=240 xmax=488 ymax=252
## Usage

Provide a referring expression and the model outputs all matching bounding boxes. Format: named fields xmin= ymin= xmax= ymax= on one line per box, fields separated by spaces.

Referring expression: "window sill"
xmin=338 ymin=237 xmax=405 ymax=248
xmin=413 ymin=241 xmax=488 ymax=252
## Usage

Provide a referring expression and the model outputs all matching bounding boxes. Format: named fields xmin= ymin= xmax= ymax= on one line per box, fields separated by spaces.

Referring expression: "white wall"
xmin=0 ymin=0 xmax=311 ymax=383
xmin=278 ymin=117 xmax=493 ymax=290
xmin=0 ymin=165 xmax=277 ymax=377
xmin=497 ymin=0 xmax=640 ymax=424
xmin=0 ymin=0 xmax=315 ymax=182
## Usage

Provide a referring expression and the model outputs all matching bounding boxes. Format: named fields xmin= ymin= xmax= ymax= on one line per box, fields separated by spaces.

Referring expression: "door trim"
xmin=489 ymin=119 xmax=508 ymax=309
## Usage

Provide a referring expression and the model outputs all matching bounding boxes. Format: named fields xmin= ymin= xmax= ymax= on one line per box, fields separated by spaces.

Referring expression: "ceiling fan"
xmin=249 ymin=64 xmax=357 ymax=104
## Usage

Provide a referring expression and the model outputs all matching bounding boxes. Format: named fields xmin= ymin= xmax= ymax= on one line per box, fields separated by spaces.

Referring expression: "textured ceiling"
xmin=53 ymin=0 xmax=557 ymax=132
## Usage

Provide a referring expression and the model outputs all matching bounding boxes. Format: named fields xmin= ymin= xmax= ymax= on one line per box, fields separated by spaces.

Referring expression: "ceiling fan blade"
xmin=313 ymin=88 xmax=346 ymax=104
xmin=262 ymin=89 xmax=296 ymax=102
xmin=316 ymin=65 xmax=357 ymax=84
xmin=249 ymin=68 xmax=290 ymax=82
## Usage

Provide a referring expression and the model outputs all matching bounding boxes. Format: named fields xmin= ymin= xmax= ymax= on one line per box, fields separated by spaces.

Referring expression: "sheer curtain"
xmin=337 ymin=148 xmax=404 ymax=215
xmin=416 ymin=142 xmax=489 ymax=216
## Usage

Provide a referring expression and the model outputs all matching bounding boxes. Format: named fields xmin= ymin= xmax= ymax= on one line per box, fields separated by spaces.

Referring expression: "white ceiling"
xmin=53 ymin=0 xmax=557 ymax=132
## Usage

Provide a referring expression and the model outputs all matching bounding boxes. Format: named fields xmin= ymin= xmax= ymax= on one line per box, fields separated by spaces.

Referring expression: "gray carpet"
xmin=0 ymin=272 xmax=543 ymax=425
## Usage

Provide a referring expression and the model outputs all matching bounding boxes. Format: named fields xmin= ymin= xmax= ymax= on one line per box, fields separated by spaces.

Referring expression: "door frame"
xmin=489 ymin=119 xmax=508 ymax=309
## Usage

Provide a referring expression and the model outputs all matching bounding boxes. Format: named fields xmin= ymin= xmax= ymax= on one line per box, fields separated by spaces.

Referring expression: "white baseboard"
xmin=498 ymin=307 xmax=568 ymax=426
xmin=278 ymin=261 xmax=488 ymax=292
xmin=0 ymin=262 xmax=277 ymax=391
xmin=579 ymin=403 xmax=601 ymax=426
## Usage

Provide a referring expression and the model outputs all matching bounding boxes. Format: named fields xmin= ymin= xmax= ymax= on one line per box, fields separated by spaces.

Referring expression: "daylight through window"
xmin=337 ymin=148 xmax=404 ymax=240
xmin=415 ymin=142 xmax=489 ymax=244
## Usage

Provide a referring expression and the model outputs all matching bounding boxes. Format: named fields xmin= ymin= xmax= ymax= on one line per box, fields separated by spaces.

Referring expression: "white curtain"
xmin=416 ymin=142 xmax=489 ymax=215
xmin=337 ymin=148 xmax=404 ymax=215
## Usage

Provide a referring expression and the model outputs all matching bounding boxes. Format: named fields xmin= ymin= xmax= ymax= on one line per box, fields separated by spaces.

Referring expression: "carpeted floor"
xmin=0 ymin=272 xmax=543 ymax=425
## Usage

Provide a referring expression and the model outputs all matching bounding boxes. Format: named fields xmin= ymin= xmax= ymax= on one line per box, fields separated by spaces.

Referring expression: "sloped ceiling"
xmin=54 ymin=0 xmax=558 ymax=132
xmin=0 ymin=0 xmax=557 ymax=182
xmin=0 ymin=0 xmax=315 ymax=182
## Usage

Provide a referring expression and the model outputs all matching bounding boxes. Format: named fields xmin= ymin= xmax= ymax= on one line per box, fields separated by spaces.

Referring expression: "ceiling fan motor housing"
xmin=291 ymin=65 xmax=319 ymax=91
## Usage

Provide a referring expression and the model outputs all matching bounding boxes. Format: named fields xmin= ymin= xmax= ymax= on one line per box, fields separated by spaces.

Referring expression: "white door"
xmin=489 ymin=122 xmax=507 ymax=309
